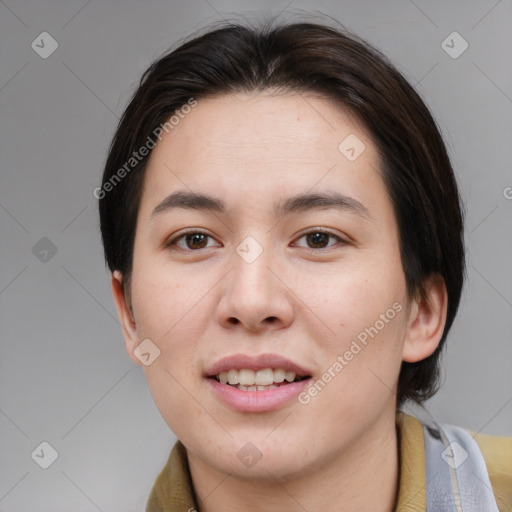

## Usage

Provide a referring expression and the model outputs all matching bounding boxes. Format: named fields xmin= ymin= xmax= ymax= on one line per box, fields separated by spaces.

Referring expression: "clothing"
xmin=145 ymin=412 xmax=512 ymax=511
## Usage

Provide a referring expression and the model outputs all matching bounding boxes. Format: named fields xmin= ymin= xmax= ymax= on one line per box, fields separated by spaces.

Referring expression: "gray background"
xmin=1 ymin=0 xmax=511 ymax=510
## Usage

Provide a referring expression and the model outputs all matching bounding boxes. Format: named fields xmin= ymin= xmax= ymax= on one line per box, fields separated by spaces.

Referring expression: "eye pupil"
xmin=307 ymin=232 xmax=329 ymax=248
xmin=186 ymin=233 xmax=208 ymax=249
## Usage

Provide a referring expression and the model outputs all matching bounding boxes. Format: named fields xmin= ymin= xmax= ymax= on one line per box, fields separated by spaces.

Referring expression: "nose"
xmin=215 ymin=241 xmax=295 ymax=333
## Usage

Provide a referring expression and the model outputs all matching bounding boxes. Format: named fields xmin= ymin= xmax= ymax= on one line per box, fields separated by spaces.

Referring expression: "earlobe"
xmin=111 ymin=270 xmax=143 ymax=367
xmin=402 ymin=273 xmax=448 ymax=363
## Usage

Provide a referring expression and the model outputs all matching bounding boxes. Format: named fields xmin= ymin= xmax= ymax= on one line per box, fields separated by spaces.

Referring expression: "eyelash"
xmin=164 ymin=228 xmax=347 ymax=252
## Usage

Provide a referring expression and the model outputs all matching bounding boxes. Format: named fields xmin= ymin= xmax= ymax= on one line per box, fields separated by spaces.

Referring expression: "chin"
xmin=194 ymin=434 xmax=320 ymax=482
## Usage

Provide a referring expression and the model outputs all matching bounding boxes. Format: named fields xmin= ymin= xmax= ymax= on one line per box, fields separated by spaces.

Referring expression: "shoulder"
xmin=471 ymin=429 xmax=512 ymax=511
xmin=146 ymin=441 xmax=195 ymax=512
xmin=396 ymin=412 xmax=512 ymax=511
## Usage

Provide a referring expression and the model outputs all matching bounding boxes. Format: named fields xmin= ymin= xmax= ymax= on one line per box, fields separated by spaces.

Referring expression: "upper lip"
xmin=205 ymin=353 xmax=312 ymax=378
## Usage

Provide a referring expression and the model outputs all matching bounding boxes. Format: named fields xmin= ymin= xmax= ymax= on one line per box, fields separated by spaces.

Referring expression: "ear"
xmin=111 ymin=270 xmax=143 ymax=367
xmin=402 ymin=273 xmax=448 ymax=363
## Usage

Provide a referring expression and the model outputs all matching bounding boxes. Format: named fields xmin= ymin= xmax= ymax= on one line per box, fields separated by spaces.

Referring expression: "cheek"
xmin=143 ymin=365 xmax=215 ymax=447
xmin=287 ymin=255 xmax=407 ymax=340
xmin=297 ymin=308 xmax=406 ymax=428
xmin=288 ymin=257 xmax=407 ymax=403
xmin=134 ymin=274 xmax=210 ymax=440
xmin=130 ymin=255 xmax=214 ymax=346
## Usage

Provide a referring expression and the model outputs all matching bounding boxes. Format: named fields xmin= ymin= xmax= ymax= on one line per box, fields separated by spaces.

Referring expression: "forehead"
xmin=153 ymin=91 xmax=371 ymax=160
xmin=140 ymin=92 xmax=389 ymax=221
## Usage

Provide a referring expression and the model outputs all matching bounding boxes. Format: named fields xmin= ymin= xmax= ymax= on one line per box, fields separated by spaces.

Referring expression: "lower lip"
xmin=206 ymin=377 xmax=311 ymax=412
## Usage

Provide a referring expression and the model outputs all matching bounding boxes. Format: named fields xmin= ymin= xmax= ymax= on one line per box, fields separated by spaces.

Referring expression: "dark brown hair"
xmin=99 ymin=20 xmax=465 ymax=408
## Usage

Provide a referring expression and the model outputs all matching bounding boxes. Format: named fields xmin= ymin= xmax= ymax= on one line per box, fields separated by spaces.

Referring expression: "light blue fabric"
xmin=422 ymin=420 xmax=500 ymax=512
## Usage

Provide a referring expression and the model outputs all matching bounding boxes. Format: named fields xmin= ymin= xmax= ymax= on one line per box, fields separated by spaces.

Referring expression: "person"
xmin=97 ymin=19 xmax=512 ymax=512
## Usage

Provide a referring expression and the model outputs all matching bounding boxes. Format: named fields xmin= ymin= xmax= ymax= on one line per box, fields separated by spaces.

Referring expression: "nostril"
xmin=228 ymin=318 xmax=239 ymax=325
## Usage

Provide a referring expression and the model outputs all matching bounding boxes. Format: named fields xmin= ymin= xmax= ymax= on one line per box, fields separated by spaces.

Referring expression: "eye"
xmin=165 ymin=230 xmax=220 ymax=251
xmin=293 ymin=229 xmax=346 ymax=250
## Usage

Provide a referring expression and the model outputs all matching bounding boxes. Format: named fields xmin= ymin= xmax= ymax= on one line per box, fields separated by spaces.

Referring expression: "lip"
xmin=207 ymin=377 xmax=311 ymax=412
xmin=204 ymin=353 xmax=312 ymax=377
xmin=204 ymin=353 xmax=312 ymax=413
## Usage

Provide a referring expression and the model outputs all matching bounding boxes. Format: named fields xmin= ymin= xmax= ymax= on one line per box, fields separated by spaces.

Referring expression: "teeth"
xmin=273 ymin=369 xmax=285 ymax=383
xmin=255 ymin=368 xmax=274 ymax=385
xmin=285 ymin=371 xmax=295 ymax=382
xmin=239 ymin=369 xmax=255 ymax=386
xmin=227 ymin=369 xmax=238 ymax=385
xmin=215 ymin=368 xmax=301 ymax=386
xmin=237 ymin=384 xmax=279 ymax=391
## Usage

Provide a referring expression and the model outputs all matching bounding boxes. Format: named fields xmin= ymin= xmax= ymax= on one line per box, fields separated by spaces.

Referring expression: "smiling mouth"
xmin=210 ymin=368 xmax=311 ymax=391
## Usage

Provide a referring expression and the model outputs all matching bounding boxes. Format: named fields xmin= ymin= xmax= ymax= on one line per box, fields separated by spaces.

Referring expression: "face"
xmin=114 ymin=92 xmax=433 ymax=482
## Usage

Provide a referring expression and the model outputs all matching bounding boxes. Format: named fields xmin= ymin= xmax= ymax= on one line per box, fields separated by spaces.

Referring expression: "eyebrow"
xmin=152 ymin=190 xmax=225 ymax=216
xmin=274 ymin=191 xmax=370 ymax=219
xmin=151 ymin=190 xmax=370 ymax=219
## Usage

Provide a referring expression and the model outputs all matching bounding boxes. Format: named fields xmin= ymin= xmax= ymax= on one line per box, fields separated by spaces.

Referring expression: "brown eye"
xmin=293 ymin=230 xmax=346 ymax=250
xmin=185 ymin=233 xmax=208 ymax=249
xmin=166 ymin=231 xmax=219 ymax=251
xmin=306 ymin=232 xmax=330 ymax=248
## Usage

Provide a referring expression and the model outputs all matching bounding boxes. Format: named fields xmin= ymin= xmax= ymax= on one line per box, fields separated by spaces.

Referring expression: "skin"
xmin=111 ymin=91 xmax=447 ymax=512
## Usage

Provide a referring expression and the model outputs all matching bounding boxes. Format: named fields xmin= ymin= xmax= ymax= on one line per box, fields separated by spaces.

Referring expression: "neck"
xmin=187 ymin=409 xmax=400 ymax=512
